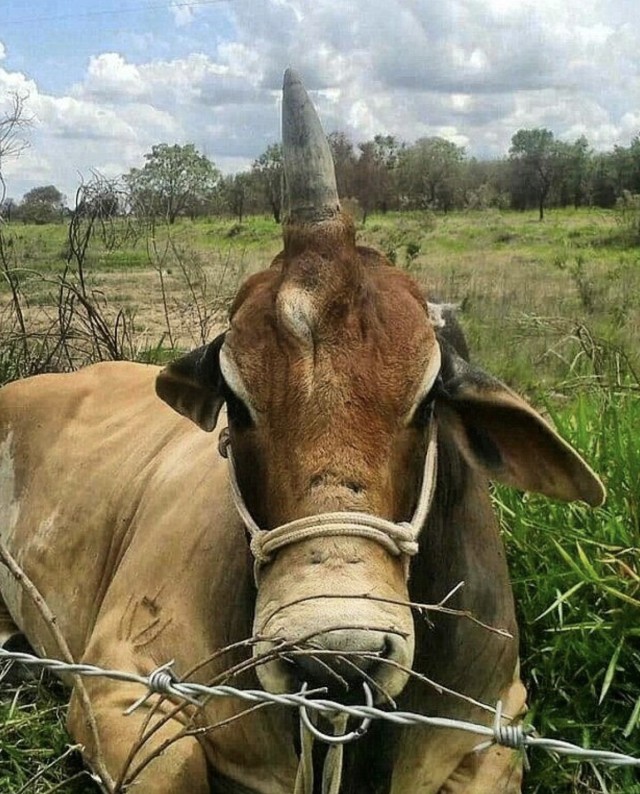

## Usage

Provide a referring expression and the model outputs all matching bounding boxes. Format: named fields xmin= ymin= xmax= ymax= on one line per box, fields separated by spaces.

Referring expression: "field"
xmin=0 ymin=208 xmax=638 ymax=793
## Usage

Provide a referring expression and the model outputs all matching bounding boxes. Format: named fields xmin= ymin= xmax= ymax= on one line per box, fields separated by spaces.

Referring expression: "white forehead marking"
xmin=406 ymin=343 xmax=442 ymax=425
xmin=219 ymin=346 xmax=259 ymax=423
xmin=276 ymin=285 xmax=315 ymax=345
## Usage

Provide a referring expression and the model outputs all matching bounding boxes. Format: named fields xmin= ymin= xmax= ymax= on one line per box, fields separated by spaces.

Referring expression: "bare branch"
xmin=0 ymin=92 xmax=32 ymax=210
xmin=258 ymin=587 xmax=513 ymax=640
xmin=0 ymin=540 xmax=115 ymax=793
xmin=0 ymin=92 xmax=32 ymax=163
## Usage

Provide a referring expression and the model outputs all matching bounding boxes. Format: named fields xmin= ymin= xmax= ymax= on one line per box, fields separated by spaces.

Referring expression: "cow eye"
xmin=221 ymin=380 xmax=254 ymax=429
xmin=410 ymin=375 xmax=442 ymax=428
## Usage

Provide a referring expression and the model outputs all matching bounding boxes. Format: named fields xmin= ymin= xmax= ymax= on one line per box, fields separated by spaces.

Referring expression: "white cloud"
xmin=170 ymin=2 xmax=197 ymax=27
xmin=84 ymin=54 xmax=145 ymax=101
xmin=0 ymin=65 xmax=37 ymax=99
xmin=2 ymin=0 xmax=640 ymax=200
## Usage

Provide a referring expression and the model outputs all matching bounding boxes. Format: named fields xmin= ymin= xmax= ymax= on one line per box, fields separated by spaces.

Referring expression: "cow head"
xmin=156 ymin=70 xmax=604 ymax=702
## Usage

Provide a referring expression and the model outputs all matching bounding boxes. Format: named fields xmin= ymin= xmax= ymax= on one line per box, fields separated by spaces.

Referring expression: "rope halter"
xmin=218 ymin=419 xmax=438 ymax=584
xmin=218 ymin=421 xmax=438 ymax=794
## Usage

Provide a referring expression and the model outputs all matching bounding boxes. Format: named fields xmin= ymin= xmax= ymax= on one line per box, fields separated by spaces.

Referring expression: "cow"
xmin=0 ymin=70 xmax=604 ymax=794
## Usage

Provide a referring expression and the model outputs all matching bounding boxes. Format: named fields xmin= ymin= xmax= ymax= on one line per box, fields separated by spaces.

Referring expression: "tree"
xmin=18 ymin=185 xmax=65 ymax=224
xmin=590 ymin=153 xmax=618 ymax=208
xmin=125 ymin=143 xmax=220 ymax=224
xmin=0 ymin=92 xmax=32 ymax=214
xmin=75 ymin=178 xmax=123 ymax=220
xmin=370 ymin=134 xmax=403 ymax=211
xmin=461 ymin=158 xmax=510 ymax=209
xmin=398 ymin=137 xmax=466 ymax=211
xmin=252 ymin=143 xmax=283 ymax=223
xmin=625 ymin=136 xmax=640 ymax=195
xmin=352 ymin=135 xmax=403 ymax=222
xmin=557 ymin=136 xmax=593 ymax=208
xmin=509 ymin=128 xmax=562 ymax=221
xmin=327 ymin=131 xmax=357 ymax=199
xmin=221 ymin=173 xmax=254 ymax=223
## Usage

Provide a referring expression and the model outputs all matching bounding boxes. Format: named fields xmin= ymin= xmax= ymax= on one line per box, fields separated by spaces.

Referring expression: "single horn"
xmin=282 ymin=68 xmax=340 ymax=223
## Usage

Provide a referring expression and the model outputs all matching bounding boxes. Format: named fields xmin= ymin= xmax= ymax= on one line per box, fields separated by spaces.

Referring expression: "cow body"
xmin=0 ymin=363 xmax=295 ymax=792
xmin=0 ymin=361 xmax=523 ymax=793
xmin=0 ymin=70 xmax=603 ymax=793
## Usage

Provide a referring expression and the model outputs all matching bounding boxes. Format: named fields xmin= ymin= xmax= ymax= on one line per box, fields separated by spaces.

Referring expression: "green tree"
xmin=252 ymin=143 xmax=283 ymax=223
xmin=561 ymin=136 xmax=593 ymax=208
xmin=221 ymin=173 xmax=254 ymax=223
xmin=18 ymin=185 xmax=65 ymax=224
xmin=509 ymin=128 xmax=562 ymax=220
xmin=125 ymin=143 xmax=220 ymax=224
xmin=462 ymin=158 xmax=510 ymax=209
xmin=625 ymin=135 xmax=640 ymax=194
xmin=353 ymin=135 xmax=403 ymax=221
xmin=327 ymin=131 xmax=357 ymax=199
xmin=0 ymin=197 xmax=16 ymax=221
xmin=590 ymin=152 xmax=618 ymax=208
xmin=398 ymin=137 xmax=466 ymax=211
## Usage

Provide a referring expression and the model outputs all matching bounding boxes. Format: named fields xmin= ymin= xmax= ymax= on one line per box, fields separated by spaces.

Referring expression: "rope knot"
xmin=395 ymin=523 xmax=420 ymax=556
xmin=250 ymin=530 xmax=272 ymax=565
xmin=397 ymin=539 xmax=420 ymax=555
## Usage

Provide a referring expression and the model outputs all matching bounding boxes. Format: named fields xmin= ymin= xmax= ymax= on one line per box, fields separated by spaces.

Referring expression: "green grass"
xmin=499 ymin=391 xmax=640 ymax=793
xmin=0 ymin=208 xmax=639 ymax=792
xmin=0 ymin=673 xmax=97 ymax=793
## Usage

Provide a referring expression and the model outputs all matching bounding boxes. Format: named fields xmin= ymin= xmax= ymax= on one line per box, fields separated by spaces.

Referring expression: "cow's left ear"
xmin=155 ymin=333 xmax=226 ymax=432
xmin=437 ymin=353 xmax=605 ymax=506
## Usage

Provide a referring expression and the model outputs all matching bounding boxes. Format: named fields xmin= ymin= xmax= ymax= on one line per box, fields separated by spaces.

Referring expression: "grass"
xmin=499 ymin=391 xmax=640 ymax=793
xmin=0 ymin=672 xmax=96 ymax=793
xmin=0 ymin=207 xmax=639 ymax=792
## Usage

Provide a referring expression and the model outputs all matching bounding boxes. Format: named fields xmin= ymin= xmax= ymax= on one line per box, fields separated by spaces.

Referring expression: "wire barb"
xmin=473 ymin=699 xmax=533 ymax=760
xmin=123 ymin=661 xmax=201 ymax=715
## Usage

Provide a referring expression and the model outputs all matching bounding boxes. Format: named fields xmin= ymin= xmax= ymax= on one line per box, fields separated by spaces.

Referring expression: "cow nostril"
xmin=287 ymin=630 xmax=396 ymax=692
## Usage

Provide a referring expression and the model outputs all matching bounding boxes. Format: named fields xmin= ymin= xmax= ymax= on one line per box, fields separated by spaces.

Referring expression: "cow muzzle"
xmin=218 ymin=423 xmax=437 ymax=701
xmin=279 ymin=627 xmax=410 ymax=694
xmin=252 ymin=561 xmax=416 ymax=701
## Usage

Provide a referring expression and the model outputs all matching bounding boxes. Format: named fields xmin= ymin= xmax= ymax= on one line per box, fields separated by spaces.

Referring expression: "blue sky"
xmin=1 ymin=0 xmax=640 ymax=204
xmin=4 ymin=1 xmax=236 ymax=93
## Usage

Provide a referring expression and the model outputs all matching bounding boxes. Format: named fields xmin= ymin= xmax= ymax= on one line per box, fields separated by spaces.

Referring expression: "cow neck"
xmin=218 ymin=420 xmax=438 ymax=585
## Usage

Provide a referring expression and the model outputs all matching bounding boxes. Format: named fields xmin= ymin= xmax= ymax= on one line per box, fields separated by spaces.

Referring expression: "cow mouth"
xmin=252 ymin=626 xmax=413 ymax=704
xmin=284 ymin=638 xmax=389 ymax=698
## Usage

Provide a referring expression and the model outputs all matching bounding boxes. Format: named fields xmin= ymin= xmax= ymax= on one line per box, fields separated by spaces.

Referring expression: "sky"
xmin=1 ymin=0 xmax=640 ymax=204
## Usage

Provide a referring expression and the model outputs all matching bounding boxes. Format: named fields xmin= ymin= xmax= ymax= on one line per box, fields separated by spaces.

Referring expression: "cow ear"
xmin=155 ymin=333 xmax=226 ymax=432
xmin=437 ymin=351 xmax=605 ymax=506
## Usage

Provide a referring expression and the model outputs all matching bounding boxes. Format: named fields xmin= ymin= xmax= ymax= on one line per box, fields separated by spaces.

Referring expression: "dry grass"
xmin=3 ymin=207 xmax=638 ymax=395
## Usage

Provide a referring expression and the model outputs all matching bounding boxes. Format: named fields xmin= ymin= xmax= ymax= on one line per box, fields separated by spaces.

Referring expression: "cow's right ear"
xmin=155 ymin=333 xmax=226 ymax=432
xmin=435 ymin=344 xmax=605 ymax=506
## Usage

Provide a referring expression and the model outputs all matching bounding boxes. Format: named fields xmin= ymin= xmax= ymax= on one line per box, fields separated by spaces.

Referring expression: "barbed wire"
xmin=1 ymin=647 xmax=639 ymax=768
